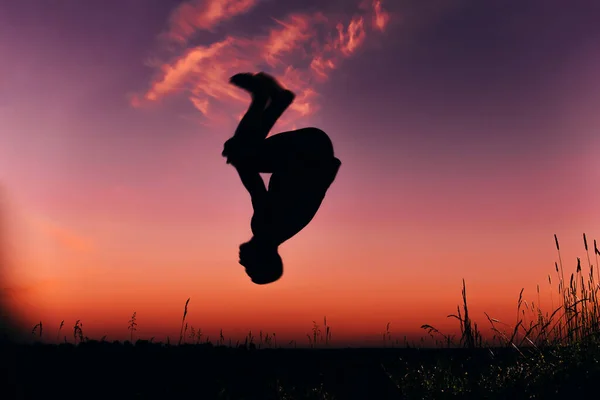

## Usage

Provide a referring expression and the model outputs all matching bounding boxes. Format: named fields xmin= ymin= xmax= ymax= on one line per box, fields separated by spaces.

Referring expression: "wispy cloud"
xmin=372 ymin=0 xmax=391 ymax=31
xmin=262 ymin=13 xmax=322 ymax=66
xmin=136 ymin=0 xmax=391 ymax=130
xmin=164 ymin=0 xmax=258 ymax=43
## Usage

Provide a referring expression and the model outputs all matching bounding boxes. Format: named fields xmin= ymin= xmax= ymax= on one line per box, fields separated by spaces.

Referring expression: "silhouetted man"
xmin=222 ymin=72 xmax=341 ymax=284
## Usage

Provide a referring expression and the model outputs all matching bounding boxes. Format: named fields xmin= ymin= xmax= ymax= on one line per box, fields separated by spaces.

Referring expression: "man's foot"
xmin=229 ymin=72 xmax=254 ymax=90
xmin=231 ymin=72 xmax=295 ymax=108
xmin=255 ymin=72 xmax=295 ymax=108
xmin=229 ymin=73 xmax=269 ymax=102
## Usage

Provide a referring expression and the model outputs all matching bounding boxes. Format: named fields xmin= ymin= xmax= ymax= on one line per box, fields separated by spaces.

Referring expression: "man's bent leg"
xmin=245 ymin=127 xmax=336 ymax=173
xmin=255 ymin=73 xmax=295 ymax=136
xmin=223 ymin=73 xmax=294 ymax=165
xmin=222 ymin=74 xmax=270 ymax=163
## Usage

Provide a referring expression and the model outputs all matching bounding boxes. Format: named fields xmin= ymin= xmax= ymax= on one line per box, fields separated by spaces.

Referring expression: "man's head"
xmin=239 ymin=238 xmax=283 ymax=284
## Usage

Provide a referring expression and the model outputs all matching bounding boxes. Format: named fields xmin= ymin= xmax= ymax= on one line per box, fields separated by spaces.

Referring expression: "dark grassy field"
xmin=2 ymin=234 xmax=599 ymax=399
xmin=1 ymin=340 xmax=598 ymax=399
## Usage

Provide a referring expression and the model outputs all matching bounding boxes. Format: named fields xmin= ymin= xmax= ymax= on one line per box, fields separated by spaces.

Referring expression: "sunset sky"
xmin=1 ymin=0 xmax=600 ymax=346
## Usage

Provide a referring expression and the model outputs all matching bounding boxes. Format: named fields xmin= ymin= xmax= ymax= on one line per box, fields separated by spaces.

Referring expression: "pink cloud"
xmin=165 ymin=0 xmax=258 ymax=43
xmin=145 ymin=37 xmax=240 ymax=102
xmin=337 ymin=17 xmax=367 ymax=55
xmin=373 ymin=0 xmax=390 ymax=31
xmin=262 ymin=13 xmax=327 ymax=66
xmin=136 ymin=0 xmax=391 ymax=130
xmin=310 ymin=56 xmax=336 ymax=79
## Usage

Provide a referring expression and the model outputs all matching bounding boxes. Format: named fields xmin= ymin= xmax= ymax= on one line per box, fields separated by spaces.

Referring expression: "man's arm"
xmin=234 ymin=166 xmax=268 ymax=211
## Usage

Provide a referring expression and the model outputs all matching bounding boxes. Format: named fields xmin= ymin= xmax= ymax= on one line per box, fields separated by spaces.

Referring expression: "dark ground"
xmin=1 ymin=340 xmax=598 ymax=399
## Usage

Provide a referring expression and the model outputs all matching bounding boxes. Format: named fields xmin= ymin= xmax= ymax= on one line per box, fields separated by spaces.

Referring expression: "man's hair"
xmin=240 ymin=242 xmax=283 ymax=284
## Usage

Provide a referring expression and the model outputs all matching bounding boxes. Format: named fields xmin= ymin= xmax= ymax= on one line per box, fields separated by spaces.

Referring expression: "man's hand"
xmin=222 ymin=136 xmax=254 ymax=165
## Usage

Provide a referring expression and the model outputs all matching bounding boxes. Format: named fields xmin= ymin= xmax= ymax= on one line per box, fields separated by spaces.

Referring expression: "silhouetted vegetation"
xmin=2 ymin=234 xmax=599 ymax=399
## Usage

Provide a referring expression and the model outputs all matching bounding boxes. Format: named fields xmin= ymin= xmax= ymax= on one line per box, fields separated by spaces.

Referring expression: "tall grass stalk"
xmin=423 ymin=233 xmax=600 ymax=351
xmin=178 ymin=298 xmax=190 ymax=346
